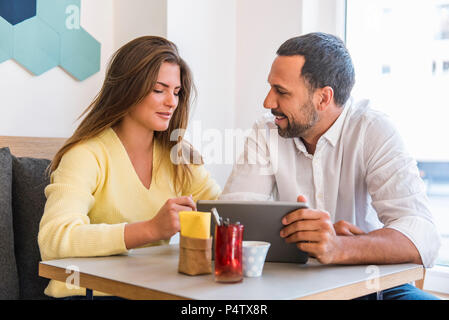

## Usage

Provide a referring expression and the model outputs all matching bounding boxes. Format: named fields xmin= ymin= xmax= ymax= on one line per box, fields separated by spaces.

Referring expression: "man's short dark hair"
xmin=277 ymin=32 xmax=355 ymax=106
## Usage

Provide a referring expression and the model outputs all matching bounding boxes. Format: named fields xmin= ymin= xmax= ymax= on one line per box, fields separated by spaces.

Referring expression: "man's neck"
xmin=301 ymin=106 xmax=343 ymax=155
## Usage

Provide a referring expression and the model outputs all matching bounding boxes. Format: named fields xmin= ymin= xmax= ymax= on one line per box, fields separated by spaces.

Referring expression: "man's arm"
xmin=331 ymin=228 xmax=423 ymax=265
xmin=281 ymin=196 xmax=423 ymax=265
xmin=362 ymin=115 xmax=440 ymax=267
xmin=220 ymin=119 xmax=276 ymax=200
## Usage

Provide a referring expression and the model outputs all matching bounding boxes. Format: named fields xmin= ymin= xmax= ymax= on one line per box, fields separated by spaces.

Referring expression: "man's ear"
xmin=316 ymin=86 xmax=334 ymax=111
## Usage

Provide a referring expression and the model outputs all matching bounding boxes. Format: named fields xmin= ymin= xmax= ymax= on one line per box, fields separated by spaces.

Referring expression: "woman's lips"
xmin=156 ymin=112 xmax=172 ymax=120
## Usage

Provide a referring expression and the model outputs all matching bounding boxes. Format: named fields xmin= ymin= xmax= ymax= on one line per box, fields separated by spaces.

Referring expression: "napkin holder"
xmin=178 ymin=235 xmax=213 ymax=276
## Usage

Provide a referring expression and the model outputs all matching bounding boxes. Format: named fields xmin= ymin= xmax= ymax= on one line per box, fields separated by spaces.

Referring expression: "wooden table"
xmin=39 ymin=244 xmax=423 ymax=300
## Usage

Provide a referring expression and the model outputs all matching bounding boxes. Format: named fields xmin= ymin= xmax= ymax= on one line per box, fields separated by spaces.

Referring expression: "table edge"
xmin=298 ymin=265 xmax=424 ymax=300
xmin=39 ymin=263 xmax=189 ymax=300
xmin=39 ymin=261 xmax=423 ymax=300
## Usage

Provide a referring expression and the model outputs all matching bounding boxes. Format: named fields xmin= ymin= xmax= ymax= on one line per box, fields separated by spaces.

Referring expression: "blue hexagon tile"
xmin=13 ymin=16 xmax=59 ymax=75
xmin=0 ymin=0 xmax=36 ymax=25
xmin=0 ymin=16 xmax=13 ymax=63
xmin=0 ymin=0 xmax=100 ymax=80
xmin=60 ymin=27 xmax=100 ymax=81
xmin=37 ymin=0 xmax=80 ymax=34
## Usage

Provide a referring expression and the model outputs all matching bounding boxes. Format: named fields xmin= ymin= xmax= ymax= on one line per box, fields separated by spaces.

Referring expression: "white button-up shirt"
xmin=220 ymin=97 xmax=441 ymax=267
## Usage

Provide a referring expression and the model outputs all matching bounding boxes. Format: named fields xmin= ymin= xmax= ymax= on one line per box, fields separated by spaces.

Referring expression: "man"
xmin=220 ymin=33 xmax=440 ymax=300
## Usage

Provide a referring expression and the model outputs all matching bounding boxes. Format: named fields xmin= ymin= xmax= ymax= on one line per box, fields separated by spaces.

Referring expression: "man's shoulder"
xmin=346 ymin=98 xmax=396 ymax=133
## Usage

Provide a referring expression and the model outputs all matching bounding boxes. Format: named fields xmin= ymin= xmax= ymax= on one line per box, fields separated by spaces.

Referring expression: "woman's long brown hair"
xmin=48 ymin=36 xmax=198 ymax=192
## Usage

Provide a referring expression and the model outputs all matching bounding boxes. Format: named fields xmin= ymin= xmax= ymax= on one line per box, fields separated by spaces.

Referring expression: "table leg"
xmin=376 ymin=291 xmax=383 ymax=300
xmin=86 ymin=289 xmax=93 ymax=300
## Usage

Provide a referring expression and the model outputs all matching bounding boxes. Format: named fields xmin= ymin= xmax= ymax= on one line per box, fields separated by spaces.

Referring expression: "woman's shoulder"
xmin=60 ymin=129 xmax=112 ymax=166
xmin=167 ymin=138 xmax=204 ymax=166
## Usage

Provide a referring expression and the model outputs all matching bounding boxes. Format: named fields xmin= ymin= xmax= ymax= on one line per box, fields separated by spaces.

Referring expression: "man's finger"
xmin=297 ymin=241 xmax=319 ymax=255
xmin=282 ymin=209 xmax=327 ymax=225
xmin=297 ymin=195 xmax=307 ymax=203
xmin=284 ymin=231 xmax=323 ymax=243
xmin=348 ymin=224 xmax=365 ymax=235
xmin=280 ymin=219 xmax=321 ymax=238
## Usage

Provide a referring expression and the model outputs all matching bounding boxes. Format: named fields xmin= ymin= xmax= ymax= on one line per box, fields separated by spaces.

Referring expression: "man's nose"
xmin=263 ymin=89 xmax=277 ymax=110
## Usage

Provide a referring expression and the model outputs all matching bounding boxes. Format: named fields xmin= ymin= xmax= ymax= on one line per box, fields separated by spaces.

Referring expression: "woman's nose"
xmin=165 ymin=92 xmax=178 ymax=108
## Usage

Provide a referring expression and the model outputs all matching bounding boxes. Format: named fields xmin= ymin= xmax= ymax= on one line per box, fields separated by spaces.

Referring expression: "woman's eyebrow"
xmin=156 ymin=81 xmax=181 ymax=89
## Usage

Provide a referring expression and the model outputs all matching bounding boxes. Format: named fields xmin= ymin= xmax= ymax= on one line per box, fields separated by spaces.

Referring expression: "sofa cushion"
xmin=12 ymin=156 xmax=51 ymax=300
xmin=0 ymin=148 xmax=20 ymax=299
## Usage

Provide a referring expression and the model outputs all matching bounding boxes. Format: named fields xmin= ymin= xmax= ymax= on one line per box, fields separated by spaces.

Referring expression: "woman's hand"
xmin=124 ymin=196 xmax=196 ymax=249
xmin=148 ymin=196 xmax=196 ymax=240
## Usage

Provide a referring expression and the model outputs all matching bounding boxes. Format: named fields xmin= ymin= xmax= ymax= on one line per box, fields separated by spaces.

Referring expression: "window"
xmin=346 ymin=0 xmax=449 ymax=269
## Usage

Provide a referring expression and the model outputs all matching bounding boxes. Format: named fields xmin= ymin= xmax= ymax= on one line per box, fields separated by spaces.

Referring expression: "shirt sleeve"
xmin=38 ymin=144 xmax=128 ymax=261
xmin=363 ymin=115 xmax=441 ymax=267
xmin=220 ymin=120 xmax=276 ymax=201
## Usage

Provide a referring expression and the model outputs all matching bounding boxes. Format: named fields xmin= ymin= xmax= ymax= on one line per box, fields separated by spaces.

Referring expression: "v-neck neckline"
xmin=109 ymin=127 xmax=156 ymax=192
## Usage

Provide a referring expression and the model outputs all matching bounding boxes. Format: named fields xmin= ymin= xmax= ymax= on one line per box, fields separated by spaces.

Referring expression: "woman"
xmin=38 ymin=36 xmax=221 ymax=298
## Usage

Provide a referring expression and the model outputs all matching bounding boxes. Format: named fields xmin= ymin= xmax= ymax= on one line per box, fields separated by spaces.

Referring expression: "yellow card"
xmin=179 ymin=211 xmax=211 ymax=239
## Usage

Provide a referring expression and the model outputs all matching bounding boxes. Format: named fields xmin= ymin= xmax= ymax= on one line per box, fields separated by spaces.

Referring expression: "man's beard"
xmin=273 ymin=99 xmax=319 ymax=138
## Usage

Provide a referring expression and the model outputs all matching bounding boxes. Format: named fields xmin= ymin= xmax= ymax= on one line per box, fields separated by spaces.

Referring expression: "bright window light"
xmin=346 ymin=0 xmax=449 ymax=267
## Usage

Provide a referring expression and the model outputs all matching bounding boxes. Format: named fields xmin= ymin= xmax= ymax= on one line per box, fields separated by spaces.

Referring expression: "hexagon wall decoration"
xmin=0 ymin=16 xmax=13 ymax=63
xmin=13 ymin=16 xmax=59 ymax=75
xmin=37 ymin=0 xmax=81 ymax=34
xmin=0 ymin=0 xmax=101 ymax=80
xmin=0 ymin=0 xmax=36 ymax=25
xmin=60 ymin=27 xmax=100 ymax=81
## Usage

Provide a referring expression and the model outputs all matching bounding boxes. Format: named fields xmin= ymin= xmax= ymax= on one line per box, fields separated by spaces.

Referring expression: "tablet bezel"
xmin=196 ymin=200 xmax=309 ymax=264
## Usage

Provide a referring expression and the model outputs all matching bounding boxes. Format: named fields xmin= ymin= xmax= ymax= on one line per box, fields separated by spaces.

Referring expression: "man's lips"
xmin=272 ymin=111 xmax=287 ymax=124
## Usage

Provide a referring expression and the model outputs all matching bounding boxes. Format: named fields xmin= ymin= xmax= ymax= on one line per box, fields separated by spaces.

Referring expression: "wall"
xmin=0 ymin=0 xmax=168 ymax=139
xmin=167 ymin=0 xmax=236 ymax=187
xmin=301 ymin=0 xmax=346 ymax=39
xmin=0 ymin=0 xmax=342 ymax=188
xmin=234 ymin=0 xmax=303 ymax=131
xmin=0 ymin=0 xmax=115 ymax=138
xmin=114 ymin=0 xmax=167 ymax=49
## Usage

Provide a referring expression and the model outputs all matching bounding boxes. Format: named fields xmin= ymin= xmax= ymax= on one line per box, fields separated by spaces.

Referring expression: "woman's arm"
xmin=124 ymin=196 xmax=196 ymax=249
xmin=38 ymin=144 xmax=128 ymax=261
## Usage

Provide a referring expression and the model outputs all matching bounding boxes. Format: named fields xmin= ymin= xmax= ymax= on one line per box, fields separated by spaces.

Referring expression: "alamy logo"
xmin=65 ymin=265 xmax=80 ymax=290
xmin=169 ymin=121 xmax=279 ymax=175
xmin=65 ymin=5 xmax=80 ymax=30
xmin=365 ymin=265 xmax=380 ymax=291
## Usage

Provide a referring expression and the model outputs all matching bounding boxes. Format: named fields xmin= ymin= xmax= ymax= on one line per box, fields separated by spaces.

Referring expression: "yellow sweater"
xmin=38 ymin=127 xmax=221 ymax=298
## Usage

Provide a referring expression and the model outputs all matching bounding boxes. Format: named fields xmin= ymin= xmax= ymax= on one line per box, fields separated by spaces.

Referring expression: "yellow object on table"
xmin=179 ymin=211 xmax=211 ymax=239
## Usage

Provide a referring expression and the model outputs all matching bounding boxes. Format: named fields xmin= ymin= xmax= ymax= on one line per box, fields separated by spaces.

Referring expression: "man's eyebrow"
xmin=272 ymin=84 xmax=288 ymax=92
xmin=156 ymin=81 xmax=181 ymax=89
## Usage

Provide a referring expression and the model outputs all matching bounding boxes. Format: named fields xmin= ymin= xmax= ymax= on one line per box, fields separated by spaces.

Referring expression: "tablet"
xmin=196 ymin=200 xmax=309 ymax=264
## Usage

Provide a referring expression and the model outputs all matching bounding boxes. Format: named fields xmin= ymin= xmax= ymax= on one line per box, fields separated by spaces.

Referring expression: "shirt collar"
xmin=321 ymin=97 xmax=352 ymax=147
xmin=292 ymin=97 xmax=353 ymax=153
xmin=293 ymin=136 xmax=308 ymax=155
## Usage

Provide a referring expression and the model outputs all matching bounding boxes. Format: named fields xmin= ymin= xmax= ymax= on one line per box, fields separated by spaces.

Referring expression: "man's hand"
xmin=281 ymin=196 xmax=423 ymax=266
xmin=333 ymin=220 xmax=365 ymax=236
xmin=280 ymin=195 xmax=344 ymax=264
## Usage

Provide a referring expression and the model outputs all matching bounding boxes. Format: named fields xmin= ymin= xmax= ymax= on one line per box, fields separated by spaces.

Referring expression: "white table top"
xmin=40 ymin=244 xmax=423 ymax=300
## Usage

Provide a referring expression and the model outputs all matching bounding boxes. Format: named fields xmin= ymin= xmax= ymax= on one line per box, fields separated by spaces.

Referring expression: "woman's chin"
xmin=151 ymin=122 xmax=170 ymax=132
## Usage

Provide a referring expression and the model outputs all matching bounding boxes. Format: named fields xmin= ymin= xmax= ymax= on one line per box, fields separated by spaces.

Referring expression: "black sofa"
xmin=0 ymin=147 xmax=51 ymax=299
